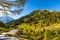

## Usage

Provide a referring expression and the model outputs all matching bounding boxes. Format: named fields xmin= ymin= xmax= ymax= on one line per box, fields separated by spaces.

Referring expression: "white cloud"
xmin=0 ymin=6 xmax=4 ymax=9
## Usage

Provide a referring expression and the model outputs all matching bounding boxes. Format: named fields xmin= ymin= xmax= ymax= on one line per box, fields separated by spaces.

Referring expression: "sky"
xmin=0 ymin=0 xmax=60 ymax=19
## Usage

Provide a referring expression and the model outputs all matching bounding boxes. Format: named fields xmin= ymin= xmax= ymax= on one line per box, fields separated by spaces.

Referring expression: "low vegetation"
xmin=0 ymin=10 xmax=60 ymax=40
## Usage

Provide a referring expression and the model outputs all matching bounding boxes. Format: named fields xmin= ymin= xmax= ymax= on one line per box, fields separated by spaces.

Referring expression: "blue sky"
xmin=1 ymin=0 xmax=60 ymax=19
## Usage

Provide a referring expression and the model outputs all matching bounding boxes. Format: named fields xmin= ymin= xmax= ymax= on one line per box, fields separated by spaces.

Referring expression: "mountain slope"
xmin=5 ymin=10 xmax=60 ymax=40
xmin=17 ymin=10 xmax=60 ymax=40
xmin=0 ymin=17 xmax=14 ymax=23
xmin=8 ymin=10 xmax=60 ymax=27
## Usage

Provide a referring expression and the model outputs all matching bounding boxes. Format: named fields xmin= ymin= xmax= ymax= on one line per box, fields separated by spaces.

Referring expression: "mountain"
xmin=8 ymin=10 xmax=60 ymax=27
xmin=0 ymin=16 xmax=14 ymax=23
xmin=7 ymin=10 xmax=60 ymax=40
xmin=1 ymin=10 xmax=60 ymax=40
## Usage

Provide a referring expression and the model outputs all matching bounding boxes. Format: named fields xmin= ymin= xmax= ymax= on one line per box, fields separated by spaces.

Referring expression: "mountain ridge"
xmin=0 ymin=16 xmax=14 ymax=23
xmin=8 ymin=10 xmax=60 ymax=27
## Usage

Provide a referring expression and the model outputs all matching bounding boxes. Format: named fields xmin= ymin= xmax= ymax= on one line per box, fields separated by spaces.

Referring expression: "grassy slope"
xmin=17 ymin=22 xmax=60 ymax=40
xmin=2 ymin=10 xmax=60 ymax=40
xmin=17 ymin=10 xmax=60 ymax=40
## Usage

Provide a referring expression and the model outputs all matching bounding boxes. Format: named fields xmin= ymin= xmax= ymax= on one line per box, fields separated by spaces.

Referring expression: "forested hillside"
xmin=8 ymin=10 xmax=60 ymax=28
xmin=17 ymin=10 xmax=60 ymax=40
xmin=0 ymin=10 xmax=60 ymax=40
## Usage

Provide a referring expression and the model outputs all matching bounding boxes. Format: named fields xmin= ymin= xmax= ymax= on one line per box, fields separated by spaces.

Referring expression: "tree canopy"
xmin=0 ymin=0 xmax=26 ymax=16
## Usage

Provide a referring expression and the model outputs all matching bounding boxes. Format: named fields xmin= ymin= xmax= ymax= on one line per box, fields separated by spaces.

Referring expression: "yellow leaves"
xmin=52 ymin=37 xmax=59 ymax=40
xmin=31 ymin=32 xmax=34 ymax=35
xmin=17 ymin=22 xmax=60 ymax=40
xmin=43 ymin=30 xmax=48 ymax=40
xmin=23 ymin=28 xmax=26 ymax=34
xmin=46 ymin=23 xmax=60 ymax=31
xmin=35 ymin=27 xmax=40 ymax=33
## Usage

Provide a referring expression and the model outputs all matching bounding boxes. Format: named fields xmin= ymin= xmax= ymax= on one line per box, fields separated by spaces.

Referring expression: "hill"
xmin=8 ymin=10 xmax=60 ymax=27
xmin=7 ymin=10 xmax=60 ymax=40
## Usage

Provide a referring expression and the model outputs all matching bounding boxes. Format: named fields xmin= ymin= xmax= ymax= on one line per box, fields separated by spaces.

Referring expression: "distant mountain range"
xmin=0 ymin=17 xmax=14 ymax=23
